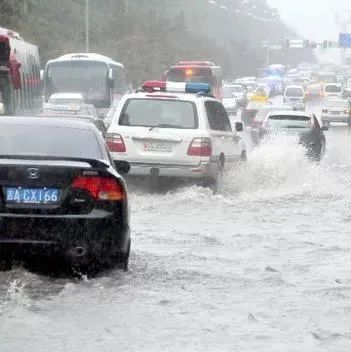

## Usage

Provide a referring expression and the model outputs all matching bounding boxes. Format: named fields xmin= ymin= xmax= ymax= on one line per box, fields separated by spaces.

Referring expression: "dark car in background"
xmin=251 ymin=105 xmax=294 ymax=145
xmin=259 ymin=111 xmax=327 ymax=161
xmin=0 ymin=117 xmax=131 ymax=273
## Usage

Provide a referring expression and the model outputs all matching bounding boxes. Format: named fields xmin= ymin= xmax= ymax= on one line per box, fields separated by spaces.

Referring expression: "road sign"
xmin=339 ymin=33 xmax=351 ymax=48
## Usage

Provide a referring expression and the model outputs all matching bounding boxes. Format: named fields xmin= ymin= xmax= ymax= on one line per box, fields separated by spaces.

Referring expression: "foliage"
xmin=0 ymin=0 xmax=310 ymax=84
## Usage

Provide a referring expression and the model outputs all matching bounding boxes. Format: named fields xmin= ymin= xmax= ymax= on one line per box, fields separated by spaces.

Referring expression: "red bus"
xmin=163 ymin=61 xmax=223 ymax=100
xmin=0 ymin=27 xmax=41 ymax=114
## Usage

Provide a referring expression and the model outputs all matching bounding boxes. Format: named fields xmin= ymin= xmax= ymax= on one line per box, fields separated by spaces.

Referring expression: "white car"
xmin=323 ymin=83 xmax=343 ymax=98
xmin=321 ymin=99 xmax=351 ymax=126
xmin=283 ymin=85 xmax=305 ymax=111
xmin=42 ymin=102 xmax=98 ymax=117
xmin=107 ymin=81 xmax=246 ymax=188
xmin=223 ymin=84 xmax=247 ymax=113
xmin=48 ymin=92 xmax=84 ymax=105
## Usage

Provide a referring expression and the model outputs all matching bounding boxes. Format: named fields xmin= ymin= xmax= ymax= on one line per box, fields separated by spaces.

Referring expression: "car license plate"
xmin=143 ymin=142 xmax=173 ymax=152
xmin=331 ymin=111 xmax=340 ymax=115
xmin=5 ymin=187 xmax=60 ymax=205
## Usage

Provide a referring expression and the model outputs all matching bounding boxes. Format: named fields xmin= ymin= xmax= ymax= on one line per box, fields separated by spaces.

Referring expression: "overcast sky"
xmin=267 ymin=0 xmax=351 ymax=41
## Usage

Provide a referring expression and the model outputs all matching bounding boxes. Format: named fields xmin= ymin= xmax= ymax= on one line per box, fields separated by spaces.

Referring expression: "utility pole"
xmin=85 ymin=0 xmax=90 ymax=52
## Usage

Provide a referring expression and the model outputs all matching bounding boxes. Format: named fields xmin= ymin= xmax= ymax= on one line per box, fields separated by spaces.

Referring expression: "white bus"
xmin=43 ymin=53 xmax=128 ymax=113
xmin=0 ymin=27 xmax=41 ymax=114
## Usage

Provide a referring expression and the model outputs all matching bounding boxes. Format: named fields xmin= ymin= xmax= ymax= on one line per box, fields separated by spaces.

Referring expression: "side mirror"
xmin=321 ymin=126 xmax=329 ymax=132
xmin=235 ymin=121 xmax=244 ymax=132
xmin=98 ymin=111 xmax=105 ymax=119
xmin=114 ymin=160 xmax=130 ymax=175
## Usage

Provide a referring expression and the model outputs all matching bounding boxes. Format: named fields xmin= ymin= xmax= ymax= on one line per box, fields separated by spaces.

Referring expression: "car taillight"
xmin=72 ymin=176 xmax=125 ymax=201
xmin=106 ymin=133 xmax=126 ymax=152
xmin=187 ymin=138 xmax=212 ymax=157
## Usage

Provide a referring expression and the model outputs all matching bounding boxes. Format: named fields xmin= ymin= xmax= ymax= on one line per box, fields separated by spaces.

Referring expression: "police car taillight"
xmin=142 ymin=81 xmax=210 ymax=94
xmin=187 ymin=138 xmax=212 ymax=157
xmin=106 ymin=133 xmax=126 ymax=153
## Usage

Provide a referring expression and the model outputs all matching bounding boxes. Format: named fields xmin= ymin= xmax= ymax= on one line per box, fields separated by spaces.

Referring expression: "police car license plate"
xmin=5 ymin=187 xmax=60 ymax=205
xmin=143 ymin=142 xmax=173 ymax=152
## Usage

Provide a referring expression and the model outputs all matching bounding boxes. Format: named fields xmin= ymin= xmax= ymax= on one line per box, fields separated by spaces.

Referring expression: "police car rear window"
xmin=119 ymin=99 xmax=198 ymax=129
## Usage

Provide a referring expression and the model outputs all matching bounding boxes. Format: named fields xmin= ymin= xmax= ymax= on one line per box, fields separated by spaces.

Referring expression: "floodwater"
xmin=1 ymin=101 xmax=351 ymax=352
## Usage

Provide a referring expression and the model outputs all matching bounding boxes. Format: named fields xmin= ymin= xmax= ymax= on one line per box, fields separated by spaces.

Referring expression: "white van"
xmin=283 ymin=85 xmax=305 ymax=111
xmin=323 ymin=83 xmax=343 ymax=98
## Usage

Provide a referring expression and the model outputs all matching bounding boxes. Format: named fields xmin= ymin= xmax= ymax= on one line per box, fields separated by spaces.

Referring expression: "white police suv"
xmin=106 ymin=81 xmax=246 ymax=187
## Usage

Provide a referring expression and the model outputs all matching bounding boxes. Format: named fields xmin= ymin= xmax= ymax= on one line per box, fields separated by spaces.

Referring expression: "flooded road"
xmin=1 ymin=102 xmax=351 ymax=351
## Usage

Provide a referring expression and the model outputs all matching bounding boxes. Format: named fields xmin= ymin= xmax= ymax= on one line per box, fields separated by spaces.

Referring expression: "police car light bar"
xmin=142 ymin=81 xmax=210 ymax=94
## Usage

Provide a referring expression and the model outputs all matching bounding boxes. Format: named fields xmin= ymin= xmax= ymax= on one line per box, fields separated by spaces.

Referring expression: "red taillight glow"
xmin=72 ymin=176 xmax=125 ymax=201
xmin=142 ymin=81 xmax=167 ymax=92
xmin=106 ymin=133 xmax=126 ymax=153
xmin=187 ymin=138 xmax=212 ymax=157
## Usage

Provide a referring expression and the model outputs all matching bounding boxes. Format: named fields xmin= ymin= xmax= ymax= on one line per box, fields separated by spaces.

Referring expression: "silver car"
xmin=321 ymin=99 xmax=351 ymax=126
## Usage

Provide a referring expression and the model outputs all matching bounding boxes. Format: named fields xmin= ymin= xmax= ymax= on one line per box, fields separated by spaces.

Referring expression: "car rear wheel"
xmin=202 ymin=161 xmax=223 ymax=193
xmin=116 ymin=239 xmax=131 ymax=272
xmin=240 ymin=150 xmax=248 ymax=162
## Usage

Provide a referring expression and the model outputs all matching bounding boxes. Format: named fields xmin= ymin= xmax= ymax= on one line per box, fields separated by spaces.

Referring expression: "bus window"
xmin=111 ymin=65 xmax=127 ymax=95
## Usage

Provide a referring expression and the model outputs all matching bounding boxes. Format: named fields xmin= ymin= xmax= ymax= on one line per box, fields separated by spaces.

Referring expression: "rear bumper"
xmin=126 ymin=161 xmax=218 ymax=179
xmin=0 ymin=210 xmax=130 ymax=260
xmin=321 ymin=114 xmax=350 ymax=123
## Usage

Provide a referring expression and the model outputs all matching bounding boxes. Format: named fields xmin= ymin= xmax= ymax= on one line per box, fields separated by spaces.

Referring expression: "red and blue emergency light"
xmin=142 ymin=81 xmax=210 ymax=94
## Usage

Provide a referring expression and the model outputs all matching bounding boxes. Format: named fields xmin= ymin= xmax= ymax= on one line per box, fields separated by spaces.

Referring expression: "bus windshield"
xmin=165 ymin=65 xmax=222 ymax=99
xmin=46 ymin=61 xmax=109 ymax=108
xmin=166 ymin=68 xmax=214 ymax=85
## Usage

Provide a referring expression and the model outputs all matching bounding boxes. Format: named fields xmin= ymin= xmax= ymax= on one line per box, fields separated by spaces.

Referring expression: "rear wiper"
xmin=149 ymin=124 xmax=183 ymax=131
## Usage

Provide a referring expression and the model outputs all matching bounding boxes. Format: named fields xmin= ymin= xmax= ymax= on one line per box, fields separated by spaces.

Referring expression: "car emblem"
xmin=27 ymin=168 xmax=40 ymax=179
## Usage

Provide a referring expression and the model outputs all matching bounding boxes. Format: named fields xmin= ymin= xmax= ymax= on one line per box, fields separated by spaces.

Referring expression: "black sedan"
xmin=258 ymin=111 xmax=327 ymax=161
xmin=0 ymin=116 xmax=130 ymax=273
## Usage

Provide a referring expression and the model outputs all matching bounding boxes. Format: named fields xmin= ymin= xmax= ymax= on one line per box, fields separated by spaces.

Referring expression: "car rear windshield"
xmin=325 ymin=85 xmax=342 ymax=93
xmin=285 ymin=88 xmax=304 ymax=97
xmin=0 ymin=125 xmax=102 ymax=158
xmin=119 ymin=99 xmax=198 ymax=129
xmin=267 ymin=115 xmax=311 ymax=129
xmin=256 ymin=107 xmax=293 ymax=121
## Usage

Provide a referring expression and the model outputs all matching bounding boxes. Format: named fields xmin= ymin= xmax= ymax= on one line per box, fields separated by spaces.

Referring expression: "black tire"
xmin=116 ymin=239 xmax=131 ymax=272
xmin=240 ymin=150 xmax=247 ymax=162
xmin=202 ymin=161 xmax=223 ymax=193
